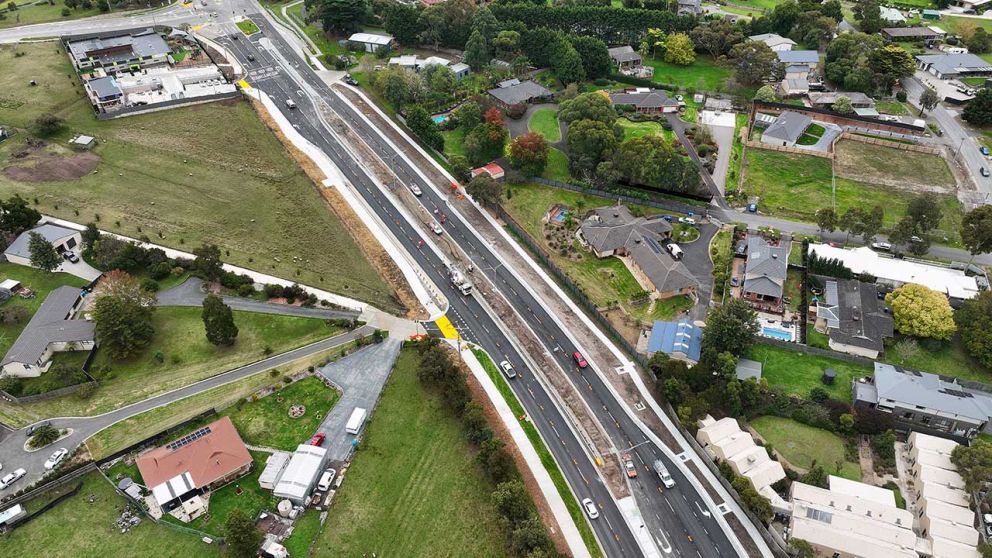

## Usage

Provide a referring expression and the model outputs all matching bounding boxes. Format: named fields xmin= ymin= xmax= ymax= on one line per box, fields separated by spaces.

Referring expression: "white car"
xmin=429 ymin=221 xmax=443 ymax=235
xmin=0 ymin=468 xmax=26 ymax=490
xmin=677 ymin=217 xmax=696 ymax=225
xmin=409 ymin=184 xmax=423 ymax=196
xmin=44 ymin=448 xmax=68 ymax=470
xmin=499 ymin=360 xmax=517 ymax=379
xmin=317 ymin=468 xmax=337 ymax=492
xmin=582 ymin=498 xmax=599 ymax=519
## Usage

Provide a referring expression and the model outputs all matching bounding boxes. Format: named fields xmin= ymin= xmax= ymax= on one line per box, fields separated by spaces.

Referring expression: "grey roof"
xmin=749 ymin=33 xmax=797 ymax=48
xmin=4 ymin=224 xmax=78 ymax=260
xmin=742 ymin=235 xmax=789 ymax=298
xmin=579 ymin=207 xmax=698 ymax=294
xmin=1 ymin=286 xmax=94 ymax=367
xmin=610 ymin=90 xmax=679 ymax=109
xmin=784 ymin=64 xmax=809 ymax=73
xmin=762 ymin=110 xmax=812 ymax=143
xmin=883 ymin=26 xmax=946 ymax=38
xmin=871 ymin=362 xmax=992 ymax=423
xmin=736 ymin=359 xmax=763 ymax=381
xmin=777 ymin=50 xmax=819 ymax=65
xmin=807 ymin=91 xmax=873 ymax=107
xmin=487 ymin=80 xmax=551 ymax=106
xmin=817 ymin=278 xmax=894 ymax=352
xmin=450 ymin=62 xmax=470 ymax=75
xmin=916 ymin=53 xmax=992 ymax=76
xmin=86 ymin=76 xmax=122 ymax=99
xmin=67 ymin=29 xmax=170 ymax=67
xmin=782 ymin=78 xmax=809 ymax=92
xmin=608 ymin=46 xmax=642 ymax=63
xmin=704 ymin=98 xmax=732 ymax=111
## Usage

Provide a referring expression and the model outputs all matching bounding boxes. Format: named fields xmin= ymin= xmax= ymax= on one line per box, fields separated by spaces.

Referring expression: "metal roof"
xmin=647 ymin=320 xmax=702 ymax=362
xmin=761 ymin=111 xmax=812 ymax=144
xmin=873 ymin=362 xmax=992 ymax=423
xmin=742 ymin=235 xmax=790 ymax=298
xmin=0 ymin=286 xmax=94 ymax=368
xmin=4 ymin=223 xmax=79 ymax=260
xmin=348 ymin=32 xmax=394 ymax=46
xmin=487 ymin=80 xmax=552 ymax=105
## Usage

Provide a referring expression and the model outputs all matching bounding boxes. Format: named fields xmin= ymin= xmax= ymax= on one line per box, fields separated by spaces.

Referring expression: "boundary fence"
xmin=530 ymin=177 xmax=707 ymax=213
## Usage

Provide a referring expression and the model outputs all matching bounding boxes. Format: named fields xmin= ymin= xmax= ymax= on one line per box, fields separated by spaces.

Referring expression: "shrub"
xmin=75 ymin=382 xmax=97 ymax=400
xmin=140 ymin=278 xmax=159 ymax=292
xmin=809 ymin=387 xmax=829 ymax=402
xmin=237 ymin=283 xmax=255 ymax=297
xmin=594 ymin=78 xmax=610 ymax=86
xmin=791 ymin=403 xmax=834 ymax=431
xmin=507 ymin=102 xmax=527 ymax=119
xmin=896 ymin=91 xmax=907 ymax=102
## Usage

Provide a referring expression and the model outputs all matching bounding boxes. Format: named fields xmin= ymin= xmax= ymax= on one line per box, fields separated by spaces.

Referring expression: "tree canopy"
xmin=886 ymin=284 xmax=956 ymax=341
xmin=556 ymin=92 xmax=618 ymax=125
xmin=202 ymin=293 xmax=238 ymax=346
xmin=508 ymin=132 xmax=550 ymax=176
xmin=92 ymin=270 xmax=156 ymax=359
xmin=956 ymin=291 xmax=992 ymax=369
xmin=28 ymin=232 xmax=60 ymax=272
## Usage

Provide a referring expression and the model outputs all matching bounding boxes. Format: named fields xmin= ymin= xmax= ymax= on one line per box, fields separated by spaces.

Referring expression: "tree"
xmin=470 ymin=5 xmax=500 ymax=44
xmin=815 ymin=208 xmax=837 ymax=233
xmin=919 ymin=87 xmax=940 ymax=116
xmin=492 ymin=480 xmax=531 ymax=524
xmin=800 ymin=462 xmax=829 ymax=488
xmin=860 ymin=204 xmax=884 ymax=243
xmin=964 ymin=89 xmax=992 ymax=125
xmin=0 ymin=195 xmax=41 ymax=235
xmin=202 ymin=293 xmax=238 ymax=346
xmin=417 ymin=5 xmax=446 ymax=51
xmin=663 ymin=33 xmax=695 ymax=66
xmin=81 ymin=222 xmax=100 ymax=249
xmin=552 ymin=43 xmax=586 ymax=85
xmin=557 ymin=92 xmax=617 ymax=125
xmin=423 ymin=64 xmax=455 ymax=95
xmin=382 ymin=1 xmax=422 ymax=46
xmin=494 ymin=30 xmax=521 ymax=60
xmin=726 ymin=41 xmax=778 ymax=86
xmin=454 ymin=101 xmax=482 ymax=130
xmin=700 ymin=298 xmax=759 ymax=360
xmin=33 ymin=113 xmax=65 ymax=136
xmin=466 ymin=174 xmax=504 ymax=207
xmin=886 ymin=284 xmax=956 ymax=341
xmin=893 ymin=338 xmax=920 ymax=364
xmin=508 ymin=132 xmax=549 ymax=176
xmin=405 ymin=105 xmax=444 ymax=152
xmin=952 ymin=438 xmax=992 ymax=493
xmin=956 ymin=291 xmax=992 ymax=368
xmin=374 ymin=65 xmax=422 ymax=110
xmin=464 ymin=29 xmax=489 ymax=70
xmin=566 ymin=119 xmax=619 ymax=177
xmin=906 ymin=192 xmax=943 ymax=233
xmin=569 ymin=35 xmax=611 ymax=79
xmin=615 ymin=135 xmax=701 ymax=194
xmin=754 ymin=85 xmax=778 ymax=103
xmin=224 ymin=508 xmax=263 ymax=558
xmin=510 ymin=516 xmax=554 ymax=556
xmin=832 ymin=95 xmax=854 ymax=114
xmin=464 ymin=121 xmax=507 ymax=166
xmin=92 ymin=270 xmax=156 ymax=359
xmin=28 ymin=232 xmax=60 ymax=272
xmin=962 ymin=205 xmax=992 ymax=259
xmin=193 ymin=244 xmax=224 ymax=281
xmin=308 ymin=0 xmax=369 ymax=36
xmin=854 ymin=0 xmax=883 ymax=34
xmin=29 ymin=424 xmax=60 ymax=448
xmin=690 ymin=18 xmax=744 ymax=58
xmin=967 ymin=27 xmax=992 ymax=54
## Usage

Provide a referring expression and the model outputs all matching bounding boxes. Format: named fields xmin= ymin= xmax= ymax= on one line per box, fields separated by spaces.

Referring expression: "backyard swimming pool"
xmin=761 ymin=326 xmax=794 ymax=342
xmin=432 ymin=114 xmax=449 ymax=124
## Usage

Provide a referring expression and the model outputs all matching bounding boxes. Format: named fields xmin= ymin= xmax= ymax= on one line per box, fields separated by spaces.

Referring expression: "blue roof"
xmin=647 ymin=320 xmax=702 ymax=362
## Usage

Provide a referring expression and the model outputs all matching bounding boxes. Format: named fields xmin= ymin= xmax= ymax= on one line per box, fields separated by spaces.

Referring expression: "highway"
xmin=218 ymin=11 xmax=747 ymax=558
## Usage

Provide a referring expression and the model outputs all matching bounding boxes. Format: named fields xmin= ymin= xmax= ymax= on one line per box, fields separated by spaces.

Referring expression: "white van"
xmin=317 ymin=468 xmax=337 ymax=492
xmin=666 ymin=243 xmax=683 ymax=260
xmin=346 ymin=407 xmax=367 ymax=435
xmin=653 ymin=460 xmax=675 ymax=488
xmin=285 ymin=99 xmax=297 ymax=110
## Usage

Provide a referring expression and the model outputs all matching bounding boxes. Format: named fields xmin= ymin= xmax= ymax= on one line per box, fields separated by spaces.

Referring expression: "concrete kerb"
xmin=332 ymin=86 xmax=769 ymax=557
xmin=456 ymin=341 xmax=592 ymax=558
xmin=194 ymin=32 xmax=244 ymax=78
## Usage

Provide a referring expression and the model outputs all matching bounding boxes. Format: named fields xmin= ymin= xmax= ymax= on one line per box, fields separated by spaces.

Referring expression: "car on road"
xmin=309 ymin=432 xmax=326 ymax=447
xmin=285 ymin=99 xmax=297 ymax=110
xmin=62 ymin=251 xmax=79 ymax=263
xmin=870 ymin=241 xmax=892 ymax=252
xmin=623 ymin=453 xmax=637 ymax=478
xmin=247 ymin=54 xmax=255 ymax=62
xmin=982 ymin=167 xmax=990 ymax=178
xmin=430 ymin=221 xmax=443 ymax=235
xmin=582 ymin=498 xmax=599 ymax=519
xmin=910 ymin=235 xmax=924 ymax=243
xmin=27 ymin=421 xmax=51 ymax=437
xmin=499 ymin=360 xmax=517 ymax=379
xmin=654 ymin=460 xmax=675 ymax=488
xmin=44 ymin=448 xmax=68 ymax=470
xmin=231 ymin=33 xmax=239 ymax=41
xmin=317 ymin=468 xmax=337 ymax=491
xmin=0 ymin=468 xmax=26 ymax=490
xmin=573 ymin=351 xmax=588 ymax=369
xmin=409 ymin=184 xmax=422 ymax=196
xmin=981 ymin=146 xmax=990 ymax=157
xmin=678 ymin=217 xmax=696 ymax=225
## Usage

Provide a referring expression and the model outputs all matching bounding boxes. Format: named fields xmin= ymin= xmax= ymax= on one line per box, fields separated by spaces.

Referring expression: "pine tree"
xmin=464 ymin=29 xmax=489 ymax=70
xmin=28 ymin=232 xmax=60 ymax=272
xmin=202 ymin=293 xmax=238 ymax=346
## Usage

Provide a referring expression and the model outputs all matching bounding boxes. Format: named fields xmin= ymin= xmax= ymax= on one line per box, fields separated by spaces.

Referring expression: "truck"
xmin=449 ymin=268 xmax=472 ymax=296
xmin=346 ymin=407 xmax=367 ymax=435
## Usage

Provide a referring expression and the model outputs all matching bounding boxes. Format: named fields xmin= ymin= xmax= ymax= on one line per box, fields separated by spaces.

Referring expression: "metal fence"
xmin=0 ymin=462 xmax=97 ymax=508
xmin=1 ymin=481 xmax=84 ymax=533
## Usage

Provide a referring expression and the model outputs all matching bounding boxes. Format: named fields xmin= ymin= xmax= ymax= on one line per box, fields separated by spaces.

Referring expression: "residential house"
xmin=347 ymin=32 xmax=395 ymax=53
xmin=880 ymin=6 xmax=906 ymax=24
xmin=807 ymin=91 xmax=874 ymax=110
xmin=609 ymin=89 xmax=680 ymax=114
xmin=950 ymin=0 xmax=991 ymax=10
xmin=697 ymin=416 xmax=787 ymax=510
xmin=470 ymin=162 xmax=505 ymax=180
xmin=0 ymin=287 xmax=95 ymax=378
xmin=489 ymin=58 xmax=513 ymax=71
xmin=646 ymin=320 xmax=702 ymax=364
xmin=916 ymin=52 xmax=992 ymax=80
xmin=83 ymin=76 xmax=124 ymax=110
xmin=273 ymin=444 xmax=327 ymax=505
xmin=740 ymin=235 xmax=790 ymax=311
xmin=487 ymin=79 xmax=552 ymax=108
xmin=607 ymin=45 xmax=642 ymax=70
xmin=776 ymin=50 xmax=819 ymax=72
xmin=813 ymin=278 xmax=894 ymax=358
xmin=882 ymin=26 xmax=947 ymax=42
xmin=788 ymin=477 xmax=918 ymax=558
xmin=853 ymin=362 xmax=992 ymax=440
xmin=4 ymin=223 xmax=82 ymax=269
xmin=676 ymin=0 xmax=701 ymax=15
xmin=760 ymin=110 xmax=812 ymax=147
xmin=136 ymin=416 xmax=253 ymax=521
xmin=576 ymin=206 xmax=699 ymax=299
xmin=386 ymin=54 xmax=453 ymax=73
xmin=779 ymin=77 xmax=809 ymax=97
xmin=66 ymin=29 xmax=172 ymax=73
xmin=748 ymin=33 xmax=797 ymax=52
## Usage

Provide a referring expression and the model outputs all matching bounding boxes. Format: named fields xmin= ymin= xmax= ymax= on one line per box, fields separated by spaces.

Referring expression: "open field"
xmin=0 ymin=1 xmax=100 ymax=29
xmin=0 ymin=42 xmax=397 ymax=312
xmin=742 ymin=148 xmax=963 ymax=242
xmin=0 ymin=263 xmax=87 ymax=358
xmin=748 ymin=343 xmax=871 ymax=402
xmin=617 ymin=118 xmax=676 ymax=143
xmin=833 ymin=140 xmax=956 ymax=191
xmin=644 ymin=55 xmax=731 ymax=92
xmin=312 ymin=349 xmax=510 ymax=557
xmin=751 ymin=416 xmax=861 ymax=479
xmin=541 ymin=148 xmax=572 ymax=182
xmin=882 ymin=335 xmax=992 ymax=384
xmin=3 ymin=471 xmax=218 ymax=558
xmin=529 ymin=108 xmax=561 ymax=142
xmin=0 ymin=307 xmax=339 ymax=426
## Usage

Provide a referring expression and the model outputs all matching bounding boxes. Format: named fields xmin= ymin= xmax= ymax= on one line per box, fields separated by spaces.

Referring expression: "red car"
xmin=573 ymin=351 xmax=588 ymax=369
xmin=309 ymin=432 xmax=326 ymax=447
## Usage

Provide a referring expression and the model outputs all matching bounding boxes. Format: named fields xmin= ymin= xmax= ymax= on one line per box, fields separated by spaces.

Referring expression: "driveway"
xmin=794 ymin=121 xmax=842 ymax=153
xmin=681 ymin=222 xmax=718 ymax=321
xmin=314 ymin=337 xmax=401 ymax=463
xmin=700 ymin=110 xmax=736 ymax=193
xmin=53 ymin=258 xmax=101 ymax=282
xmin=156 ymin=277 xmax=360 ymax=320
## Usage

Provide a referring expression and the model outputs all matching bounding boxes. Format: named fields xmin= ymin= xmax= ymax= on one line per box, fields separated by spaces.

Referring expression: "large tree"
xmin=615 ymin=135 xmax=701 ymax=194
xmin=416 ymin=5 xmax=446 ymax=51
xmin=28 ymin=232 xmax=60 ymax=272
xmin=700 ymin=298 xmax=759 ymax=359
xmin=754 ymin=85 xmax=778 ymax=103
xmin=465 ymin=174 xmax=504 ymax=207
xmin=406 ymin=105 xmax=444 ymax=152
xmin=815 ymin=208 xmax=837 ymax=233
xmin=508 ymin=132 xmax=549 ymax=176
xmin=962 ymin=205 xmax=992 ymax=258
xmin=869 ymin=45 xmax=915 ymax=94
xmin=382 ymin=1 xmax=422 ymax=46
xmin=553 ymin=42 xmax=586 ymax=85
xmin=951 ymin=437 xmax=992 ymax=493
xmin=309 ymin=0 xmax=369 ymax=36
xmin=964 ymin=89 xmax=992 ymax=125
xmin=956 ymin=291 xmax=992 ymax=369
xmin=726 ymin=41 xmax=778 ymax=86
xmin=886 ymin=284 xmax=956 ymax=341
xmin=556 ymin=92 xmax=617 ymax=125
xmin=470 ymin=4 xmax=500 ymax=44
xmin=566 ymin=119 xmax=619 ymax=177
xmin=464 ymin=29 xmax=489 ymax=70
xmin=663 ymin=32 xmax=695 ymax=66
xmin=92 ymin=270 xmax=156 ymax=359
xmin=569 ymin=35 xmax=612 ymax=79
xmin=919 ymin=87 xmax=940 ymax=116
xmin=690 ymin=18 xmax=744 ymax=58
xmin=202 ymin=293 xmax=238 ymax=346
xmin=0 ymin=195 xmax=41 ymax=235
xmin=193 ymin=243 xmax=224 ymax=282
xmin=224 ymin=508 xmax=263 ymax=558
xmin=906 ymin=192 xmax=943 ymax=233
xmin=464 ymin=120 xmax=508 ymax=167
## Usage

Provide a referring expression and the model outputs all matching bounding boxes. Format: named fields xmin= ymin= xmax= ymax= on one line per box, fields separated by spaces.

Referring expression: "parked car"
xmin=678 ymin=217 xmax=696 ymax=225
xmin=499 ymin=360 xmax=517 ymax=379
xmin=747 ymin=203 xmax=758 ymax=213
xmin=409 ymin=184 xmax=422 ymax=196
xmin=910 ymin=235 xmax=924 ymax=243
xmin=981 ymin=146 xmax=990 ymax=157
xmin=0 ymin=468 xmax=26 ymax=490
xmin=44 ymin=448 xmax=68 ymax=470
xmin=981 ymin=167 xmax=990 ymax=178
xmin=62 ymin=251 xmax=79 ymax=263
xmin=430 ymin=221 xmax=443 ymax=235
xmin=345 ymin=77 xmax=360 ymax=86
xmin=870 ymin=241 xmax=892 ymax=252
xmin=582 ymin=498 xmax=599 ymax=519
xmin=317 ymin=468 xmax=337 ymax=492
xmin=27 ymin=421 xmax=51 ymax=437
xmin=573 ymin=351 xmax=588 ymax=369
xmin=309 ymin=432 xmax=326 ymax=447
xmin=730 ymin=277 xmax=739 ymax=287
xmin=623 ymin=453 xmax=637 ymax=478
xmin=661 ymin=215 xmax=673 ymax=222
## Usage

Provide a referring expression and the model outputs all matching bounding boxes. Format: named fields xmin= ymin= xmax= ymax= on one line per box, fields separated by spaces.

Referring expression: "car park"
xmin=309 ymin=432 xmax=326 ymax=446
xmin=430 ymin=221 xmax=443 ymax=235
xmin=623 ymin=453 xmax=637 ymax=478
xmin=582 ymin=498 xmax=599 ymax=519
xmin=409 ymin=184 xmax=422 ymax=196
xmin=573 ymin=351 xmax=588 ymax=368
xmin=44 ymin=448 xmax=68 ymax=470
xmin=0 ymin=468 xmax=26 ymax=490
xmin=499 ymin=360 xmax=517 ymax=379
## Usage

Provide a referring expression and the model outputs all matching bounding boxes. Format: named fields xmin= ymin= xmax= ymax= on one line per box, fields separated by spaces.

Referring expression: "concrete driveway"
xmin=156 ymin=277 xmax=360 ymax=320
xmin=54 ymin=257 xmax=101 ymax=282
xmin=701 ymin=110 xmax=736 ymax=193
xmin=315 ymin=337 xmax=401 ymax=463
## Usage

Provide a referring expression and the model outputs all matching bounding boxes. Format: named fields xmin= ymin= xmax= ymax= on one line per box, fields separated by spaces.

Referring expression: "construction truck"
xmin=449 ymin=268 xmax=473 ymax=296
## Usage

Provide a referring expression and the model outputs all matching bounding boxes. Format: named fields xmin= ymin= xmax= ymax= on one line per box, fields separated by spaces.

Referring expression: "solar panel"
xmin=805 ymin=507 xmax=833 ymax=524
xmin=166 ymin=426 xmax=212 ymax=451
xmin=941 ymin=389 xmax=973 ymax=398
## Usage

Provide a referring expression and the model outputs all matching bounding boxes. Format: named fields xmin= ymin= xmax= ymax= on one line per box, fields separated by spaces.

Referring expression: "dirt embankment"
xmin=2 ymin=140 xmax=100 ymax=182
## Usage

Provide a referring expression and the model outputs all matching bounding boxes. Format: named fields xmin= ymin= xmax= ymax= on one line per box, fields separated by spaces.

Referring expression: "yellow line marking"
xmin=190 ymin=25 xmax=203 ymax=31
xmin=434 ymin=315 xmax=459 ymax=339
xmin=237 ymin=79 xmax=251 ymax=89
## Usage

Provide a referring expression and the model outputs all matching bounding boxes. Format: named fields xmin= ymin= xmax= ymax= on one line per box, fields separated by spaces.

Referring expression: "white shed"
xmin=258 ymin=451 xmax=291 ymax=490
xmin=272 ymin=444 xmax=326 ymax=504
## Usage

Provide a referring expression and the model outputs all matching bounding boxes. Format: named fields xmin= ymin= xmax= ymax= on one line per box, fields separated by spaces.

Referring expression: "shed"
xmin=258 ymin=451 xmax=291 ymax=490
xmin=922 ymin=9 xmax=940 ymax=19
xmin=822 ymin=368 xmax=836 ymax=385
xmin=273 ymin=444 xmax=327 ymax=505
xmin=0 ymin=279 xmax=21 ymax=293
xmin=70 ymin=135 xmax=95 ymax=150
xmin=735 ymin=359 xmax=763 ymax=381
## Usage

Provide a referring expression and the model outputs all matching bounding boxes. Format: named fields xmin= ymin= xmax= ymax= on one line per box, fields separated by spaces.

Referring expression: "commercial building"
xmin=85 ymin=65 xmax=236 ymax=113
xmin=740 ymin=235 xmax=791 ymax=312
xmin=347 ymin=32 xmax=395 ymax=53
xmin=697 ymin=416 xmax=787 ymax=510
xmin=916 ymin=52 xmax=992 ymax=80
xmin=273 ymin=444 xmax=327 ymax=505
xmin=66 ymin=28 xmax=171 ymax=73
xmin=0 ymin=286 xmax=94 ymax=378
xmin=812 ymin=278 xmax=894 ymax=358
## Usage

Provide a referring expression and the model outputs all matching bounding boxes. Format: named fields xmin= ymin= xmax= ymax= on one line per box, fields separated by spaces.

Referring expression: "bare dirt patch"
xmin=3 ymin=143 xmax=99 ymax=182
xmin=833 ymin=139 xmax=956 ymax=192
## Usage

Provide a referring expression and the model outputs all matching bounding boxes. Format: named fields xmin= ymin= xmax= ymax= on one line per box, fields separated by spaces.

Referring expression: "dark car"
xmin=27 ymin=421 xmax=52 ymax=437
xmin=247 ymin=54 xmax=255 ymax=62
xmin=981 ymin=146 xmax=990 ymax=157
xmin=345 ymin=78 xmax=359 ymax=86
xmin=982 ymin=167 xmax=991 ymax=178
xmin=63 ymin=251 xmax=79 ymax=263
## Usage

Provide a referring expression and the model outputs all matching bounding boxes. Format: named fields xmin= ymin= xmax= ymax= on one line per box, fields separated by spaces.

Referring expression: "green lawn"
xmin=783 ymin=269 xmax=803 ymax=313
xmin=312 ymin=349 xmax=510 ymax=557
xmin=284 ymin=509 xmax=322 ymax=557
xmin=0 ymin=263 xmax=87 ymax=358
xmin=223 ymin=376 xmax=339 ymax=450
xmin=747 ymin=343 xmax=872 ymax=402
xmin=726 ymin=113 xmax=748 ymax=193
xmin=617 ymin=117 xmax=676 ymax=143
xmin=236 ymin=19 xmax=261 ymax=35
xmin=882 ymin=335 xmax=992 ymax=384
xmin=751 ymin=416 xmax=861 ymax=480
xmin=644 ymin=55 xmax=732 ymax=92
xmin=3 ymin=471 xmax=218 ymax=558
xmin=529 ymin=108 xmax=561 ymax=142
xmin=628 ymin=294 xmax=695 ymax=323
xmin=541 ymin=148 xmax=572 ymax=182
xmin=442 ymin=128 xmax=467 ymax=160
xmin=875 ymin=100 xmax=910 ymax=115
xmin=0 ymin=1 xmax=101 ymax=30
xmin=0 ymin=307 xmax=340 ymax=427
xmin=940 ymin=15 xmax=992 ymax=36
xmin=721 ymin=0 xmax=779 ymax=10
xmin=0 ymin=42 xmax=395 ymax=312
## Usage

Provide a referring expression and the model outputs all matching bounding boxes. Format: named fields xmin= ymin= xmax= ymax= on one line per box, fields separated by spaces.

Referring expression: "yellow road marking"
xmin=190 ymin=25 xmax=203 ymax=31
xmin=434 ymin=315 xmax=459 ymax=339
xmin=237 ymin=79 xmax=251 ymax=89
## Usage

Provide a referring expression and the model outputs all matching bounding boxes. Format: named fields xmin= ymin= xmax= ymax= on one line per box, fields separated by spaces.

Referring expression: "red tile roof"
xmin=471 ymin=162 xmax=504 ymax=179
xmin=136 ymin=416 xmax=251 ymax=489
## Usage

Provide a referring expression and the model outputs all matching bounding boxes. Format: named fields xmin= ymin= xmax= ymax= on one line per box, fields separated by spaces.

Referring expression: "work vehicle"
xmin=309 ymin=432 xmax=326 ymax=447
xmin=409 ymin=184 xmax=422 ymax=196
xmin=450 ymin=268 xmax=472 ymax=295
xmin=44 ymin=448 xmax=68 ymax=470
xmin=582 ymin=498 xmax=599 ymax=519
xmin=285 ymin=99 xmax=297 ymax=110
xmin=346 ymin=407 xmax=367 ymax=435
xmin=870 ymin=241 xmax=892 ymax=251
xmin=573 ymin=351 xmax=588 ymax=368
xmin=317 ymin=468 xmax=337 ymax=492
xmin=430 ymin=221 xmax=443 ymax=235
xmin=499 ymin=360 xmax=517 ymax=379
xmin=666 ymin=243 xmax=683 ymax=260
xmin=654 ymin=460 xmax=675 ymax=488
xmin=0 ymin=468 xmax=26 ymax=490
xmin=623 ymin=453 xmax=637 ymax=478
